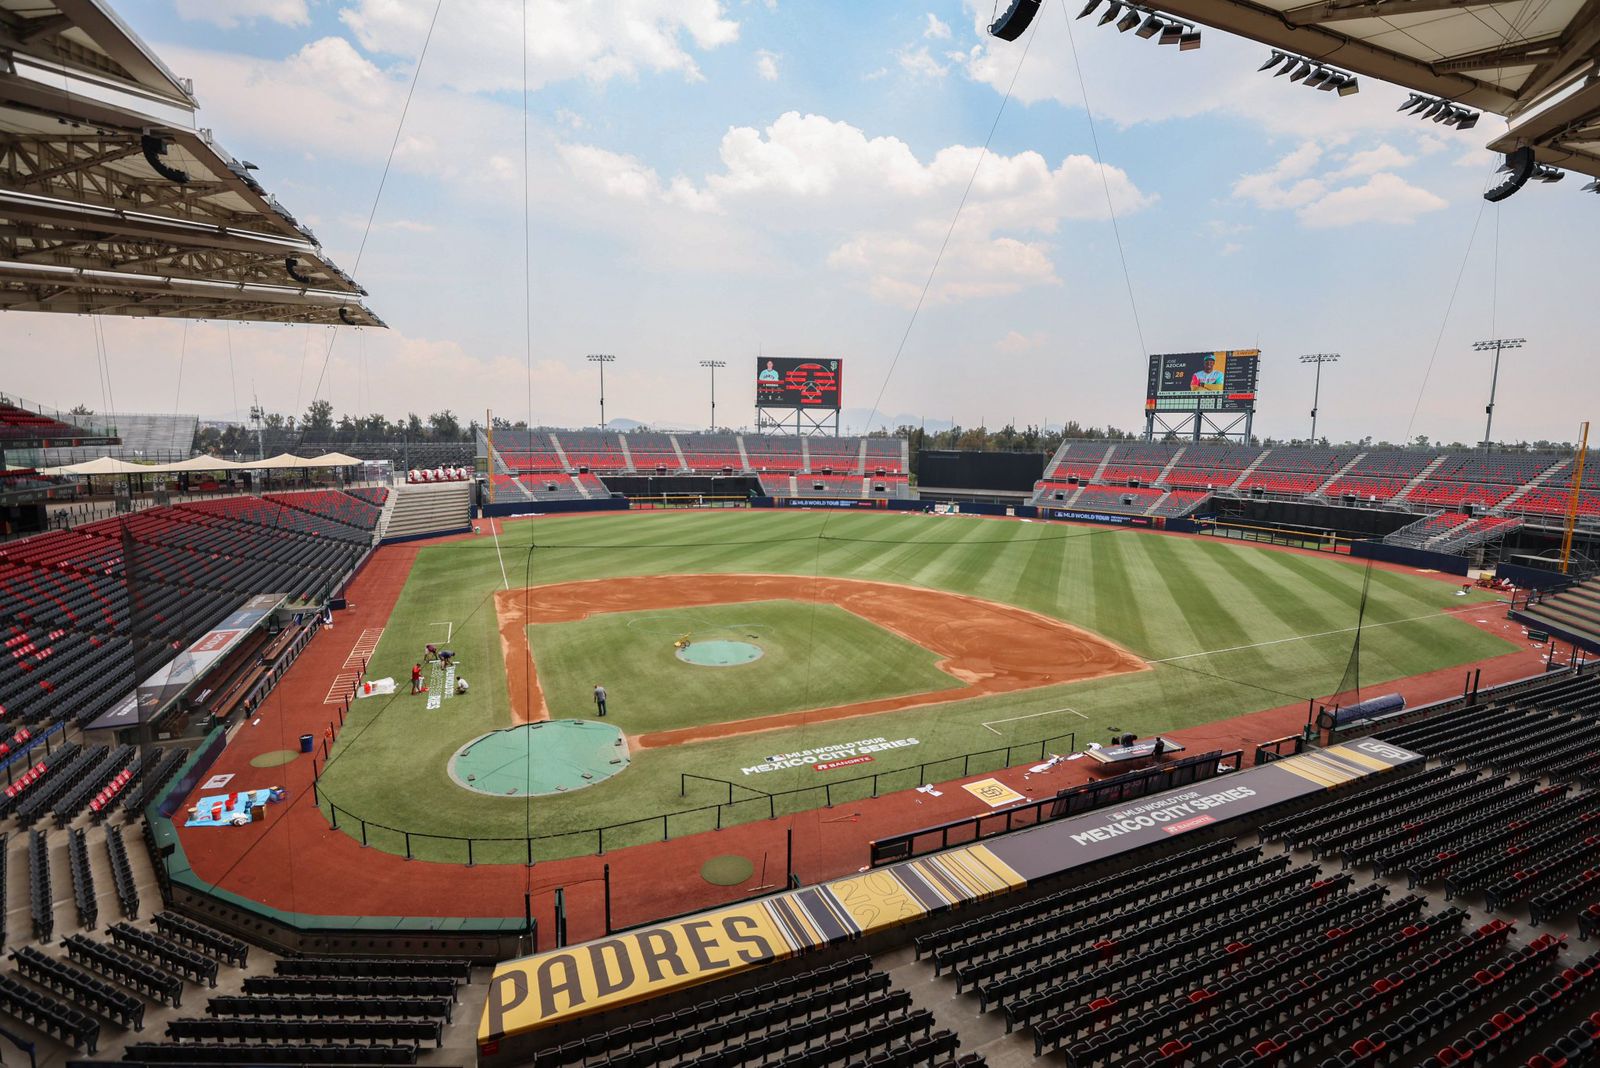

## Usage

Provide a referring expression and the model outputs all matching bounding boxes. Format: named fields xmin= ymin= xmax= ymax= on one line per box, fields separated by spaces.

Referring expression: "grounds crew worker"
xmin=593 ymin=683 xmax=608 ymax=717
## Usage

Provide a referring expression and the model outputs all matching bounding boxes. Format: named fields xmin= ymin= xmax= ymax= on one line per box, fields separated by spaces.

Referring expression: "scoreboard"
xmin=1145 ymin=350 xmax=1259 ymax=413
xmin=755 ymin=357 xmax=842 ymax=410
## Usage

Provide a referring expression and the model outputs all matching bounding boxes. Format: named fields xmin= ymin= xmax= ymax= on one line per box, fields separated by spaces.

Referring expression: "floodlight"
xmin=1098 ymin=2 xmax=1122 ymax=26
xmin=1455 ymin=111 xmax=1478 ymax=130
xmin=1178 ymin=29 xmax=1201 ymax=49
xmin=1336 ymin=75 xmax=1359 ymax=96
xmin=1583 ymin=178 xmax=1599 ymax=193
xmin=1136 ymin=13 xmax=1163 ymax=37
xmin=1307 ymin=67 xmax=1333 ymax=89
xmin=1397 ymin=93 xmax=1422 ymax=112
xmin=1531 ymin=165 xmax=1565 ymax=183
xmin=1117 ymin=9 xmax=1142 ymax=31
xmin=1078 ymin=0 xmax=1102 ymax=16
xmin=1159 ymin=21 xmax=1183 ymax=43
xmin=1259 ymin=50 xmax=1285 ymax=71
xmin=1289 ymin=60 xmax=1312 ymax=81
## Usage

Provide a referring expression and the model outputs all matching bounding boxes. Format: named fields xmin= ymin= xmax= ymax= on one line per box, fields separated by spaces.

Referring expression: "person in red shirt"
xmin=411 ymin=663 xmax=423 ymax=694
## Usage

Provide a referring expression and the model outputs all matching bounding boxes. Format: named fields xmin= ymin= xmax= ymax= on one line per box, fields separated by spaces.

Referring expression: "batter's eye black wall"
xmin=915 ymin=450 xmax=1046 ymax=493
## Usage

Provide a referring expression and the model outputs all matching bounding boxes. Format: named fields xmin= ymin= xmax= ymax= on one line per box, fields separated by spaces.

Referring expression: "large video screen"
xmin=756 ymin=357 xmax=843 ymax=410
xmin=1145 ymin=350 xmax=1259 ymax=411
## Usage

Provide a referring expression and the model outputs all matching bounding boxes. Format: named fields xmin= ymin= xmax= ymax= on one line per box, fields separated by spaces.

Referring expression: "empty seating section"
xmin=554 ymin=431 xmax=628 ymax=471
xmin=1516 ymin=487 xmax=1600 ymax=518
xmin=1324 ymin=450 xmax=1436 ymax=500
xmin=1151 ymin=490 xmax=1208 ymax=517
xmin=1239 ymin=448 xmax=1352 ymax=494
xmin=807 ymin=437 xmax=861 ymax=472
xmin=678 ymin=434 xmax=744 ymax=472
xmin=264 ymin=489 xmax=382 ymax=533
xmin=523 ymin=954 xmax=971 ymax=1068
xmin=624 ymin=432 xmax=681 ymax=471
xmin=1162 ymin=445 xmax=1259 ymax=489
xmin=105 ymin=823 xmax=140 ymax=919
xmin=102 ymin=954 xmax=475 ymax=1067
xmin=742 ymin=435 xmax=805 ymax=472
xmin=493 ymin=430 xmax=565 ymax=473
xmin=1099 ymin=443 xmax=1170 ymax=485
xmin=1042 ymin=442 xmax=1114 ymax=481
xmin=0 ymin=401 xmax=91 ymax=442
xmin=1407 ymin=452 xmax=1560 ymax=510
xmin=344 ymin=485 xmax=389 ymax=507
xmin=0 ymin=495 xmax=368 ymax=734
xmin=863 ymin=437 xmax=905 ymax=473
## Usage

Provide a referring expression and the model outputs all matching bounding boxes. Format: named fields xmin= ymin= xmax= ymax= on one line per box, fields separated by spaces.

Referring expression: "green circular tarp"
xmin=449 ymin=720 xmax=628 ymax=797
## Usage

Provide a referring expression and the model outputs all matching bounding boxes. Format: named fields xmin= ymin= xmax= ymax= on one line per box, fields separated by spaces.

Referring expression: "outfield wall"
xmin=477 ymin=739 xmax=1421 ymax=1062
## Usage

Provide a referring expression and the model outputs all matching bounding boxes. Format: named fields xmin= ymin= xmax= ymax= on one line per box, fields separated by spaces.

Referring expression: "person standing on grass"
xmin=411 ymin=663 xmax=423 ymax=694
xmin=593 ymin=683 xmax=608 ymax=717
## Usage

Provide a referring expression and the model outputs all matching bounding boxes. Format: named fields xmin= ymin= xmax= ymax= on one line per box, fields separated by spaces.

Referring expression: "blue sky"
xmin=5 ymin=0 xmax=1590 ymax=445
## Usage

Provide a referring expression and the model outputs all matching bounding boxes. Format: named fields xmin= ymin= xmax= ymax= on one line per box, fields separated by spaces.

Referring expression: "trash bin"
xmin=299 ymin=733 xmax=314 ymax=753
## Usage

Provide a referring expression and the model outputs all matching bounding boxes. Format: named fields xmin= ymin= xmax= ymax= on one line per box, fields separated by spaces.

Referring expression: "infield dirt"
xmin=495 ymin=573 xmax=1148 ymax=746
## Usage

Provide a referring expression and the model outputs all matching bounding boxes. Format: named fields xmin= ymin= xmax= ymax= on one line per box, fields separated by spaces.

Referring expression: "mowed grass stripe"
xmin=307 ymin=511 xmax=1523 ymax=863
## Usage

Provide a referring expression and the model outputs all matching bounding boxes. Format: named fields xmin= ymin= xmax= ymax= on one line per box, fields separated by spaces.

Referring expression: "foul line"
xmin=1146 ymin=602 xmax=1496 ymax=665
xmin=489 ymin=516 xmax=510 ymax=590
xmin=430 ymin=621 xmax=454 ymax=643
xmin=981 ymin=707 xmax=1087 ymax=735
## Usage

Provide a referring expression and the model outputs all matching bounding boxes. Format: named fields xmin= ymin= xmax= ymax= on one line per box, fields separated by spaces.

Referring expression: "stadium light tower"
xmin=699 ymin=360 xmax=726 ymax=430
xmin=1299 ymin=354 xmax=1340 ymax=445
xmin=1471 ymin=338 xmax=1524 ymax=451
xmin=586 ymin=354 xmax=616 ymax=428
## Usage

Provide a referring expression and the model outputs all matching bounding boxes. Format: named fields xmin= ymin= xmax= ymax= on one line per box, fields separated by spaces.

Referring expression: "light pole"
xmin=586 ymin=354 xmax=615 ymax=428
xmin=1298 ymin=354 xmax=1340 ymax=445
xmin=1471 ymin=338 xmax=1524 ymax=451
xmin=699 ymin=360 xmax=725 ymax=430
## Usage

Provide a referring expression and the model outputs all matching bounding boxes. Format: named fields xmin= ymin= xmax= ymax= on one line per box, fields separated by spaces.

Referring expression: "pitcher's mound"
xmin=676 ymin=640 xmax=763 ymax=667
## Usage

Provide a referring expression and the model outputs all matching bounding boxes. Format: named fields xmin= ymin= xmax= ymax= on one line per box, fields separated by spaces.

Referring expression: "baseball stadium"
xmin=2 ymin=2 xmax=1600 ymax=1068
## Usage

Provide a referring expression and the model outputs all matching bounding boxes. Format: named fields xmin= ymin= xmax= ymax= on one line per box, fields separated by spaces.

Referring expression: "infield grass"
xmin=526 ymin=601 xmax=961 ymax=731
xmin=314 ymin=510 xmax=1517 ymax=863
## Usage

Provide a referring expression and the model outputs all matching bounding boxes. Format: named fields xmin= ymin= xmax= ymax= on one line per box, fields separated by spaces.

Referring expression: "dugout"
xmin=914 ymin=449 xmax=1045 ymax=506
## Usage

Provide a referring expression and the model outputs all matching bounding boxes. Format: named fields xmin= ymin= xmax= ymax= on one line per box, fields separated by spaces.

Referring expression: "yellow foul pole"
xmin=1560 ymin=421 xmax=1589 ymax=574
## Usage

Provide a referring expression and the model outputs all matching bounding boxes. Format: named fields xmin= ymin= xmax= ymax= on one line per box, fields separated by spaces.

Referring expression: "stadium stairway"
xmin=1495 ymin=458 xmax=1571 ymax=515
xmin=1226 ymin=447 xmax=1271 ymax=491
xmin=669 ymin=435 xmax=689 ymax=471
xmin=1391 ymin=453 xmax=1452 ymax=504
xmin=1515 ymin=577 xmax=1600 ymax=654
xmin=0 ymin=813 xmax=489 ymax=1067
xmin=1309 ymin=450 xmax=1366 ymax=498
xmin=384 ymin=482 xmax=473 ymax=541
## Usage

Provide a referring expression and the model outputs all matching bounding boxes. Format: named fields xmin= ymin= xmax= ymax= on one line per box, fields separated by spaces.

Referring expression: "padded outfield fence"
xmin=309 ymin=731 xmax=1078 ymax=866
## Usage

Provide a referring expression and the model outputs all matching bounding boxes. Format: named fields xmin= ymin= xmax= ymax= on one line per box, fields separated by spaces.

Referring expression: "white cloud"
xmin=755 ymin=49 xmax=780 ymax=81
xmin=1330 ymin=143 xmax=1413 ymax=179
xmin=1234 ymin=142 xmax=1446 ymax=226
xmin=1220 ymin=242 xmax=1242 ymax=255
xmin=925 ymin=13 xmax=953 ymax=39
xmin=1298 ymin=172 xmax=1447 ymax=227
xmin=173 ymin=0 xmax=309 ymax=28
xmin=554 ymin=108 xmax=586 ymax=130
xmin=337 ymin=0 xmax=740 ymax=93
xmin=996 ymin=329 xmax=1047 ymax=352
xmin=898 ymin=46 xmax=950 ymax=79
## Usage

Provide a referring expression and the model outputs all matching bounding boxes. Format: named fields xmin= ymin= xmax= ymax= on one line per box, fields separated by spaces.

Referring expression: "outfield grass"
xmin=314 ymin=510 xmax=1517 ymax=863
xmin=526 ymin=600 xmax=960 ymax=731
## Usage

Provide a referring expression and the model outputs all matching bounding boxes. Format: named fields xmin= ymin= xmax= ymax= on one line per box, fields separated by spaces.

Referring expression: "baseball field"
xmin=313 ymin=509 xmax=1513 ymax=863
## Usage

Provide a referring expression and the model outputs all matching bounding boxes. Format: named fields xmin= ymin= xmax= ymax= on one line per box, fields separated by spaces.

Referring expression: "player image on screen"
xmin=758 ymin=360 xmax=780 ymax=384
xmin=1189 ymin=354 xmax=1225 ymax=392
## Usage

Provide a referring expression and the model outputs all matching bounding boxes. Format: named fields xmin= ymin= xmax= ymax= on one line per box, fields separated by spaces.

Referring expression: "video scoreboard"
xmin=1145 ymin=350 xmax=1259 ymax=413
xmin=755 ymin=357 xmax=842 ymax=411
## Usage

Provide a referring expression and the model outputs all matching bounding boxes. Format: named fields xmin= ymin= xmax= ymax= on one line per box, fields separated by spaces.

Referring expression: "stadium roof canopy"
xmin=1154 ymin=0 xmax=1600 ymax=178
xmin=0 ymin=0 xmax=385 ymax=325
